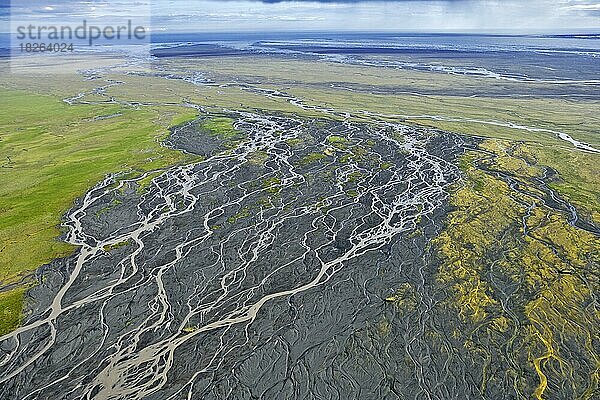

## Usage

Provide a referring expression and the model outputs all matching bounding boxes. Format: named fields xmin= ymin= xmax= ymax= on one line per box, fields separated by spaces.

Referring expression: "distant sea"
xmin=2 ymin=32 xmax=599 ymax=83
xmin=149 ymin=32 xmax=600 ymax=83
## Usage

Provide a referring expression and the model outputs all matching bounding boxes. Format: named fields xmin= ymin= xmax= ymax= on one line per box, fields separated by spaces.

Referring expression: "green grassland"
xmin=280 ymin=87 xmax=600 ymax=146
xmin=0 ymin=88 xmax=198 ymax=334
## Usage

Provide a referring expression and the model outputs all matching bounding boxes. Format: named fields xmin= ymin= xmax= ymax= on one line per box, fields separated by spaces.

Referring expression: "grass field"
xmin=0 ymin=88 xmax=198 ymax=334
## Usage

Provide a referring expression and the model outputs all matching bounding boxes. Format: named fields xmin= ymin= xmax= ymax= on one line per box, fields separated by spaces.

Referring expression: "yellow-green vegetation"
xmin=326 ymin=135 xmax=347 ymax=143
xmin=479 ymin=139 xmax=600 ymax=224
xmin=200 ymin=117 xmax=240 ymax=140
xmin=286 ymin=86 xmax=600 ymax=147
xmin=227 ymin=207 xmax=251 ymax=224
xmin=375 ymin=317 xmax=391 ymax=337
xmin=339 ymin=144 xmax=372 ymax=164
xmin=384 ymin=283 xmax=417 ymax=314
xmin=532 ymin=146 xmax=600 ymax=223
xmin=435 ymin=139 xmax=600 ymax=399
xmin=96 ymin=198 xmax=123 ymax=217
xmin=198 ymin=116 xmax=246 ymax=150
xmin=326 ymin=135 xmax=349 ymax=150
xmin=299 ymin=152 xmax=326 ymax=165
xmin=0 ymin=88 xmax=198 ymax=335
xmin=247 ymin=150 xmax=269 ymax=166
xmin=136 ymin=171 xmax=166 ymax=194
xmin=262 ymin=177 xmax=282 ymax=194
xmin=346 ymin=171 xmax=363 ymax=183
xmin=323 ymin=147 xmax=336 ymax=157
xmin=0 ymin=287 xmax=28 ymax=335
xmin=103 ymin=240 xmax=131 ymax=252
xmin=285 ymin=138 xmax=304 ymax=148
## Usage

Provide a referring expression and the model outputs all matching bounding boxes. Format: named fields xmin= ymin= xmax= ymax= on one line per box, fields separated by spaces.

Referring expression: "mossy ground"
xmin=435 ymin=140 xmax=599 ymax=399
xmin=299 ymin=152 xmax=326 ymax=165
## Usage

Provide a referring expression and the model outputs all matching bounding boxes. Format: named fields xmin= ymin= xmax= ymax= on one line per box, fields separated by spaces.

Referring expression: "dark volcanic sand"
xmin=1 ymin=114 xmax=481 ymax=399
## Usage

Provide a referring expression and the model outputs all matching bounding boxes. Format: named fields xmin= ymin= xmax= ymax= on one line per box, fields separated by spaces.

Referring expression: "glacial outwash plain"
xmin=0 ymin=36 xmax=599 ymax=399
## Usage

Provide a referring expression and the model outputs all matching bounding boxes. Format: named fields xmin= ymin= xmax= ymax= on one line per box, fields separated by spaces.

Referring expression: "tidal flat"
xmin=0 ymin=39 xmax=598 ymax=399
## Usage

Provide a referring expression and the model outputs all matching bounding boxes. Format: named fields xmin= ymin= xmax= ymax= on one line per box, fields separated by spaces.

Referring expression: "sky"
xmin=2 ymin=0 xmax=600 ymax=34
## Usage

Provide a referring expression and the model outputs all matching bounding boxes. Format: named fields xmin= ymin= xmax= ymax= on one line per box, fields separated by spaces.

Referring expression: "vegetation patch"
xmin=0 ymin=287 xmax=27 ymax=336
xmin=432 ymin=139 xmax=599 ymax=400
xmin=247 ymin=150 xmax=269 ymax=166
xmin=326 ymin=135 xmax=349 ymax=150
xmin=384 ymin=283 xmax=417 ymax=314
xmin=299 ymin=152 xmax=326 ymax=165
xmin=263 ymin=177 xmax=282 ymax=194
xmin=285 ymin=138 xmax=303 ymax=147
xmin=227 ymin=207 xmax=251 ymax=224
xmin=136 ymin=171 xmax=165 ymax=194
xmin=103 ymin=240 xmax=131 ymax=252
xmin=199 ymin=116 xmax=245 ymax=150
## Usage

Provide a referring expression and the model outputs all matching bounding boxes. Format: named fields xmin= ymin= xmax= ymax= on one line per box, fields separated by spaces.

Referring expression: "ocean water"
xmin=150 ymin=32 xmax=600 ymax=84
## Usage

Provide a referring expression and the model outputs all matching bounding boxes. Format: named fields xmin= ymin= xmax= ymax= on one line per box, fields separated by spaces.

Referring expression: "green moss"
xmin=257 ymin=197 xmax=273 ymax=208
xmin=247 ymin=150 xmax=269 ymax=166
xmin=376 ymin=318 xmax=391 ymax=337
xmin=285 ymin=138 xmax=303 ymax=147
xmin=262 ymin=177 xmax=282 ymax=194
xmin=95 ymin=198 xmax=123 ymax=217
xmin=339 ymin=154 xmax=352 ymax=163
xmin=323 ymin=147 xmax=336 ymax=157
xmin=384 ymin=283 xmax=417 ymax=314
xmin=346 ymin=171 xmax=363 ymax=183
xmin=327 ymin=135 xmax=347 ymax=144
xmin=326 ymin=135 xmax=349 ymax=149
xmin=103 ymin=240 xmax=131 ymax=252
xmin=338 ymin=145 xmax=373 ymax=164
xmin=299 ymin=152 xmax=326 ymax=165
xmin=136 ymin=171 xmax=165 ymax=194
xmin=227 ymin=207 xmax=251 ymax=224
